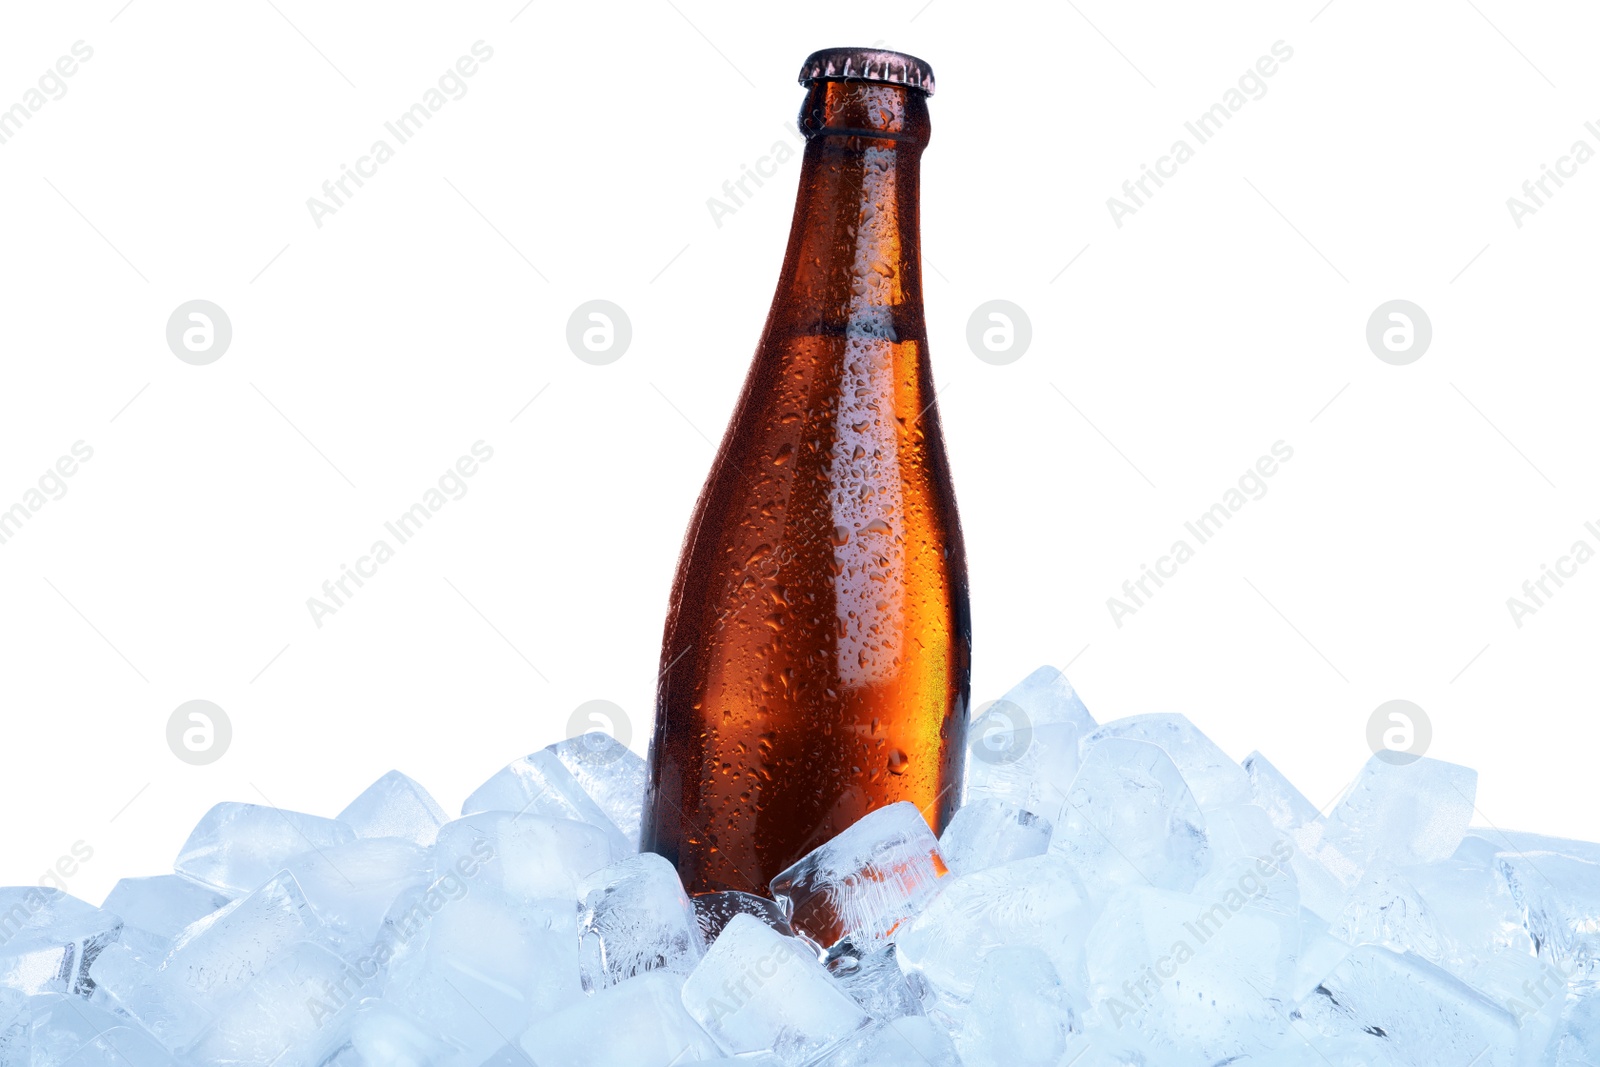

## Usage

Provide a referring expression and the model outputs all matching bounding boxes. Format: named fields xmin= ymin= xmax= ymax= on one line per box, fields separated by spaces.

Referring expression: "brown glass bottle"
xmin=640 ymin=49 xmax=970 ymax=897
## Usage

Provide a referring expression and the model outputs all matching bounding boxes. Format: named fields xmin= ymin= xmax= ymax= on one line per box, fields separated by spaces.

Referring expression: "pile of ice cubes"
xmin=4 ymin=667 xmax=1598 ymax=1065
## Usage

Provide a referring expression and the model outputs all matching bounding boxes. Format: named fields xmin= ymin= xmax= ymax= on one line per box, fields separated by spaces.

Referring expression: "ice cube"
xmin=101 ymin=875 xmax=231 ymax=960
xmin=28 ymin=993 xmax=177 ymax=1066
xmin=280 ymin=838 xmax=432 ymax=954
xmin=693 ymin=892 xmax=794 ymax=944
xmin=578 ymin=852 xmax=704 ymax=991
xmin=95 ymin=876 xmax=321 ymax=1052
xmin=1494 ymin=840 xmax=1600 ymax=987
xmin=1049 ymin=737 xmax=1211 ymax=897
xmin=547 ymin=732 xmax=648 ymax=849
xmin=1085 ymin=885 xmax=1297 ymax=1061
xmin=1294 ymin=945 xmax=1520 ymax=1067
xmin=680 ymin=914 xmax=869 ymax=1064
xmin=895 ymin=852 xmax=1094 ymax=1009
xmin=1320 ymin=755 xmax=1477 ymax=877
xmin=938 ymin=798 xmax=1052 ymax=877
xmin=955 ymin=946 xmax=1077 ymax=1067
xmin=434 ymin=811 xmax=616 ymax=904
xmin=0 ymin=887 xmax=120 ymax=996
xmin=1242 ymin=750 xmax=1320 ymax=833
xmin=1080 ymin=713 xmax=1251 ymax=812
xmin=347 ymin=1000 xmax=454 ymax=1066
xmin=769 ymin=801 xmax=948 ymax=953
xmin=88 ymin=939 xmax=215 ymax=1050
xmin=1544 ymin=993 xmax=1600 ymax=1067
xmin=827 ymin=944 xmax=922 ymax=1021
xmin=462 ymin=750 xmax=632 ymax=857
xmin=381 ymin=886 xmax=581 ymax=1059
xmin=337 ymin=770 xmax=448 ymax=847
xmin=813 ymin=1015 xmax=961 ymax=1066
xmin=185 ymin=940 xmax=364 ymax=1066
xmin=964 ymin=666 xmax=1095 ymax=817
xmin=0 ymin=986 xmax=24 ymax=1062
xmin=174 ymin=803 xmax=356 ymax=894
xmin=518 ymin=970 xmax=718 ymax=1066
xmin=1191 ymin=805 xmax=1300 ymax=917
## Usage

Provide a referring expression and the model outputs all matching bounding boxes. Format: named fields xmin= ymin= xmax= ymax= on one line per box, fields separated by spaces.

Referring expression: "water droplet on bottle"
xmin=888 ymin=748 xmax=909 ymax=774
xmin=831 ymin=525 xmax=851 ymax=546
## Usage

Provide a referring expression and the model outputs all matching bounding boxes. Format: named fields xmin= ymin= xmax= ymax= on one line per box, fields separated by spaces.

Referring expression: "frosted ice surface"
xmin=520 ymin=970 xmax=718 ymax=1066
xmin=434 ymin=810 xmax=616 ymax=904
xmin=461 ymin=749 xmax=632 ymax=857
xmin=1242 ymin=749 xmax=1320 ymax=833
xmin=769 ymin=801 xmax=948 ymax=953
xmin=896 ymin=852 xmax=1093 ymax=1007
xmin=0 ymin=887 xmax=120 ymax=997
xmin=336 ymin=770 xmax=448 ymax=847
xmin=1085 ymin=885 xmax=1297 ymax=1061
xmin=174 ymin=803 xmax=356 ymax=894
xmin=1049 ymin=737 xmax=1211 ymax=897
xmin=937 ymin=797 xmax=1051 ymax=877
xmin=577 ymin=852 xmax=704 ymax=991
xmin=1080 ymin=713 xmax=1251 ymax=812
xmin=101 ymin=876 xmax=230 ymax=960
xmin=547 ymin=732 xmax=648 ymax=849
xmin=680 ymin=914 xmax=869 ymax=1064
xmin=1294 ymin=945 xmax=1520 ymax=1067
xmin=955 ymin=946 xmax=1077 ymax=1067
xmin=693 ymin=891 xmax=794 ymax=944
xmin=964 ymin=666 xmax=1094 ymax=816
xmin=1321 ymin=755 xmax=1477 ymax=876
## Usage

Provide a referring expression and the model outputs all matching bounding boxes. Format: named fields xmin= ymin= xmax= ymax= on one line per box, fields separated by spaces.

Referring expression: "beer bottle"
xmin=641 ymin=48 xmax=969 ymax=897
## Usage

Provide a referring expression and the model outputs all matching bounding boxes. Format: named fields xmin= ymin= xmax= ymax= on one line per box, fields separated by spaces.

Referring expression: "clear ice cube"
xmin=680 ymin=914 xmax=869 ymax=1064
xmin=174 ymin=803 xmax=356 ymax=894
xmin=1294 ymin=945 xmax=1520 ymax=1067
xmin=519 ymin=970 xmax=718 ymax=1066
xmin=895 ymin=852 xmax=1094 ymax=1008
xmin=769 ymin=801 xmax=948 ymax=953
xmin=461 ymin=749 xmax=632 ymax=857
xmin=336 ymin=770 xmax=449 ymax=847
xmin=964 ymin=666 xmax=1095 ymax=817
xmin=578 ymin=852 xmax=705 ymax=991
xmin=1079 ymin=713 xmax=1251 ymax=812
xmin=434 ymin=810 xmax=616 ymax=905
xmin=1049 ymin=737 xmax=1211 ymax=897
xmin=938 ymin=798 xmax=1052 ymax=877
xmin=1085 ymin=885 xmax=1297 ymax=1061
xmin=1321 ymin=755 xmax=1477 ymax=877
xmin=955 ymin=945 xmax=1077 ymax=1067
xmin=547 ymin=732 xmax=648 ymax=850
xmin=0 ymin=887 xmax=121 ymax=996
xmin=101 ymin=875 xmax=231 ymax=960
xmin=185 ymin=940 xmax=363 ymax=1066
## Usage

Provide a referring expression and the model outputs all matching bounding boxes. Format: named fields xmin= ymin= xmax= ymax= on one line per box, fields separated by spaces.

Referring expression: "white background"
xmin=1 ymin=0 xmax=1596 ymax=907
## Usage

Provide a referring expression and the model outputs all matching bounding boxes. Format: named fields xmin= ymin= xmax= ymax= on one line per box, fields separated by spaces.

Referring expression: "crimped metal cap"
xmin=798 ymin=47 xmax=934 ymax=96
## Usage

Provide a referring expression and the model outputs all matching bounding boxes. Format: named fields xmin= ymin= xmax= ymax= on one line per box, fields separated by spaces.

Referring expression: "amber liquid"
xmin=641 ymin=79 xmax=970 ymax=897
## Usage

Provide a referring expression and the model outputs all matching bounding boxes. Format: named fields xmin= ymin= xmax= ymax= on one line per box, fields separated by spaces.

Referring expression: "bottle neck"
xmin=767 ymin=80 xmax=930 ymax=343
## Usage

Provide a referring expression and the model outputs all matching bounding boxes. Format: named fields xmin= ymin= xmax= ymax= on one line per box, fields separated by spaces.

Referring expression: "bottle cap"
xmin=798 ymin=47 xmax=934 ymax=96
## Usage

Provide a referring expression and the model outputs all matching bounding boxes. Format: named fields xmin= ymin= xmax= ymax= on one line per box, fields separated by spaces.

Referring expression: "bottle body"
xmin=641 ymin=70 xmax=970 ymax=897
